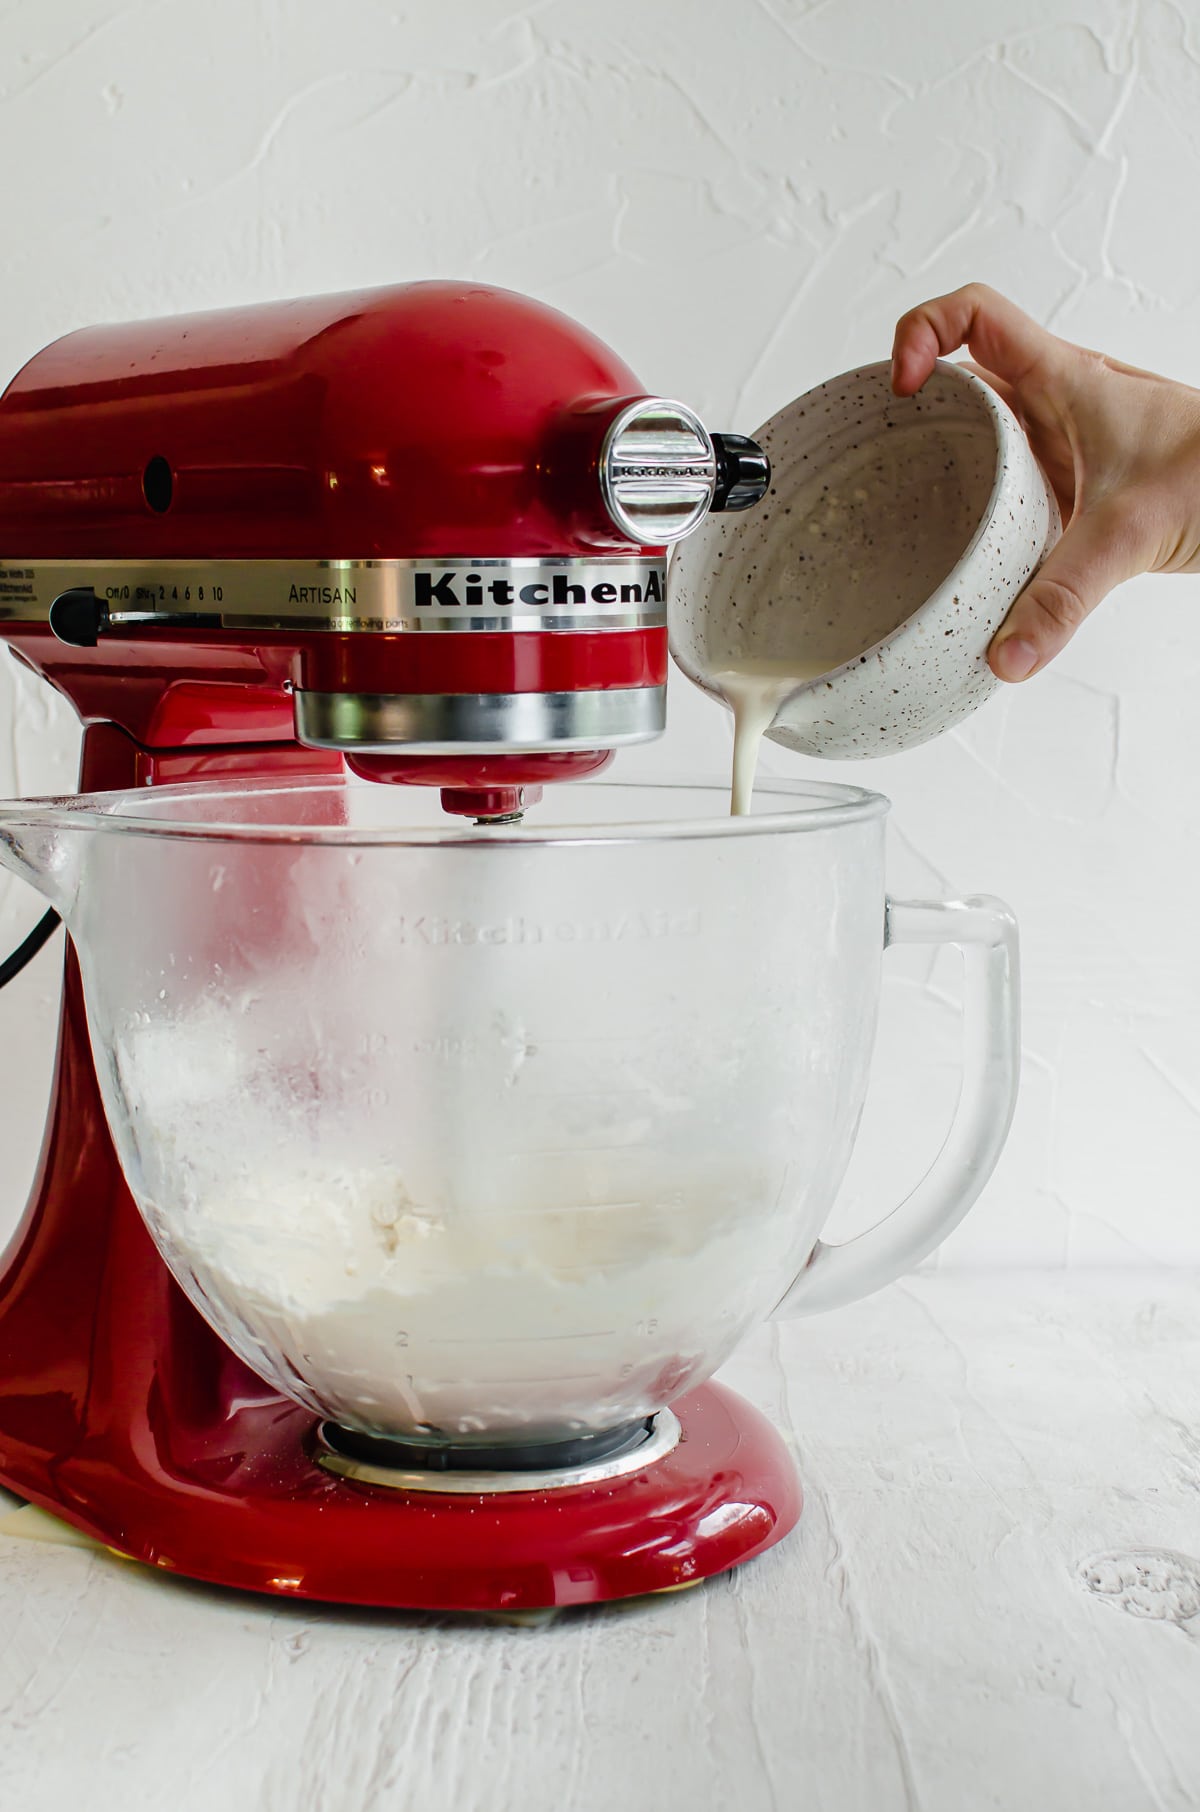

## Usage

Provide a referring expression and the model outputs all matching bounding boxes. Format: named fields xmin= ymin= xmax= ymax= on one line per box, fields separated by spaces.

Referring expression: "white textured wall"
xmin=1 ymin=0 xmax=1196 ymax=1268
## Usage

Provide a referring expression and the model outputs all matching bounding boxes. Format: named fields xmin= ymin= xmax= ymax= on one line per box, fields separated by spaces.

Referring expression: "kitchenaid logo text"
xmin=411 ymin=567 xmax=665 ymax=611
xmin=611 ymin=465 xmax=712 ymax=480
xmin=396 ymin=908 xmax=701 ymax=947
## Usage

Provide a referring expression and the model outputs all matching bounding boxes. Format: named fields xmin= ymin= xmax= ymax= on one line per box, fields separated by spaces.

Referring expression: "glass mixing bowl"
xmin=0 ymin=776 xmax=1017 ymax=1447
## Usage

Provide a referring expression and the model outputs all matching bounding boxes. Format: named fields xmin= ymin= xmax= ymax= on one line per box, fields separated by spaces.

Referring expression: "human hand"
xmin=891 ymin=283 xmax=1200 ymax=681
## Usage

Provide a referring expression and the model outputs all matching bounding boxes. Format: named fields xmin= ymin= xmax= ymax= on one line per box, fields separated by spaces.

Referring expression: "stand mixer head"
xmin=0 ymin=280 xmax=767 ymax=817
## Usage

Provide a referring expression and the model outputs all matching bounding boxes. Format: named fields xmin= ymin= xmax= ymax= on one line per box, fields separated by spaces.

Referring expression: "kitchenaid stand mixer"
xmin=0 ymin=281 xmax=1020 ymax=1612
xmin=0 ymin=280 xmax=808 ymax=1608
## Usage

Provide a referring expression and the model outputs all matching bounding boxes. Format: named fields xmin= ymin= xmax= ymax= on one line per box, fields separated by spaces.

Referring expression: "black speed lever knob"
xmin=710 ymin=431 xmax=770 ymax=513
xmin=49 ymin=587 xmax=109 ymax=648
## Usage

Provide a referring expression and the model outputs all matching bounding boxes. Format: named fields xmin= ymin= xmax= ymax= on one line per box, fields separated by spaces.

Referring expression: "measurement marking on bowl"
xmin=430 ymin=1329 xmax=618 ymax=1345
xmin=441 ymin=1265 xmax=636 ymax=1281
xmin=535 ymin=1034 xmax=653 ymax=1046
xmin=521 ymin=1086 xmax=659 ymax=1099
xmin=474 ymin=1370 xmax=621 ymax=1387
xmin=418 ymin=1369 xmax=621 ymax=1388
xmin=473 ymin=1199 xmax=647 ymax=1215
xmin=515 ymin=1146 xmax=655 ymax=1158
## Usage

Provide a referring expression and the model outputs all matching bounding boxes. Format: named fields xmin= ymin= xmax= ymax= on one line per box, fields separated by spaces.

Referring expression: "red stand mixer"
xmin=0 ymin=281 xmax=800 ymax=1609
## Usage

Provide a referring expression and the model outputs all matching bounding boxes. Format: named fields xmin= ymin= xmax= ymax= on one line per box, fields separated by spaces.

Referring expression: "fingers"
xmin=988 ymin=502 xmax=1144 ymax=681
xmin=891 ymin=283 xmax=1063 ymax=397
xmin=890 ymin=309 xmax=942 ymax=397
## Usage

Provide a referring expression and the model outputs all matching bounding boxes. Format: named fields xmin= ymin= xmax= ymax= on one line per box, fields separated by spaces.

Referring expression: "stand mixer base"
xmin=1 ymin=1381 xmax=801 ymax=1612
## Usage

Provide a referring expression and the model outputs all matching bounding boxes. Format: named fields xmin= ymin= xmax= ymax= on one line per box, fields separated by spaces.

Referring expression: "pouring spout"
xmin=0 ymin=804 xmax=81 ymax=920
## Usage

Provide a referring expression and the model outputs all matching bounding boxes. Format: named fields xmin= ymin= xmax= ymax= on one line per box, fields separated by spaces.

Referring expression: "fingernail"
xmin=991 ymin=636 xmax=1038 ymax=682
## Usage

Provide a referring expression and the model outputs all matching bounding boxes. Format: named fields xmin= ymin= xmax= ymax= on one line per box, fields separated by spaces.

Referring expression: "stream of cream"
xmin=713 ymin=658 xmax=834 ymax=815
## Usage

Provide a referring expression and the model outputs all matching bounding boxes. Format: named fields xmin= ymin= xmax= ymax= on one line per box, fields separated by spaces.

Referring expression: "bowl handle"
xmin=772 ymin=895 xmax=1019 ymax=1317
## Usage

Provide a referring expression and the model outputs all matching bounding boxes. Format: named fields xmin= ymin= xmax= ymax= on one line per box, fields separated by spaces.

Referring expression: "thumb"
xmin=988 ymin=503 xmax=1143 ymax=681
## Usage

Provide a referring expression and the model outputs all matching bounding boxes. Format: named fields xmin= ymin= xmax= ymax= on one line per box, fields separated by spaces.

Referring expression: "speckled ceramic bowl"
xmin=669 ymin=359 xmax=1060 ymax=758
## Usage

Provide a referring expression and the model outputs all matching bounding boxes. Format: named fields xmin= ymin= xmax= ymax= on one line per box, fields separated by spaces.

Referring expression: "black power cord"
xmin=0 ymin=909 xmax=62 ymax=990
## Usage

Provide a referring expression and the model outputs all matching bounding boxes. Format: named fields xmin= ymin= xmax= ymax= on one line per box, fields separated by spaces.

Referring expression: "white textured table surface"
xmin=2 ymin=1272 xmax=1199 ymax=1812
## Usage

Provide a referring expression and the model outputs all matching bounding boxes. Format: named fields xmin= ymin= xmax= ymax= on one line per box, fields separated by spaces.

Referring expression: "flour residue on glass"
xmin=110 ymin=999 xmax=806 ymax=1443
